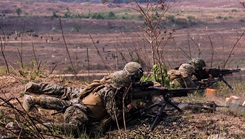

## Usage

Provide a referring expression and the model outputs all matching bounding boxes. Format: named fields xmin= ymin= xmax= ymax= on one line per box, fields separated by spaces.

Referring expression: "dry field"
xmin=0 ymin=0 xmax=245 ymax=138
xmin=0 ymin=0 xmax=244 ymax=74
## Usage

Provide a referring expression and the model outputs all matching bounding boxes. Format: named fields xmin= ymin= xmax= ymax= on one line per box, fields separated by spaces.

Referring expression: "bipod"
xmin=149 ymin=96 xmax=183 ymax=131
xmin=130 ymin=95 xmax=183 ymax=131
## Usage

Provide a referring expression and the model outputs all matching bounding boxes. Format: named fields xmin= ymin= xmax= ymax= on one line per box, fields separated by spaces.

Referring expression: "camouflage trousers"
xmin=37 ymin=103 xmax=92 ymax=135
xmin=36 ymin=96 xmax=109 ymax=134
xmin=27 ymin=82 xmax=84 ymax=100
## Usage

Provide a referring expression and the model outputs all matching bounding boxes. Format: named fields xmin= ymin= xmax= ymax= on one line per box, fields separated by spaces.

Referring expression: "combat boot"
xmin=23 ymin=95 xmax=40 ymax=112
xmin=24 ymin=82 xmax=41 ymax=93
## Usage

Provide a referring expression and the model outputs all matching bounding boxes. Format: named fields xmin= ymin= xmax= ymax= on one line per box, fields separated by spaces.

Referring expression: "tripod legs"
xmin=150 ymin=101 xmax=167 ymax=131
xmin=150 ymin=97 xmax=183 ymax=131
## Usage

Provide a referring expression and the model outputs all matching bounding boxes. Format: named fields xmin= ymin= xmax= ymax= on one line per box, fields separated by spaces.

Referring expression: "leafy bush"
xmin=166 ymin=15 xmax=175 ymax=22
xmin=141 ymin=64 xmax=169 ymax=87
xmin=108 ymin=11 xmax=116 ymax=19
xmin=51 ymin=12 xmax=59 ymax=18
xmin=91 ymin=13 xmax=104 ymax=19
xmin=16 ymin=8 xmax=22 ymax=16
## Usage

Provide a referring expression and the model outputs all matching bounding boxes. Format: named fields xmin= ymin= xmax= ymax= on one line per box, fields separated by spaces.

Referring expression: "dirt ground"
xmin=0 ymin=0 xmax=245 ymax=138
xmin=0 ymin=0 xmax=245 ymax=74
xmin=1 ymin=74 xmax=245 ymax=139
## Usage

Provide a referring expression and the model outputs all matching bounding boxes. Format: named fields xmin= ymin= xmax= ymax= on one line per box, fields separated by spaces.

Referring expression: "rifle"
xmin=129 ymin=81 xmax=205 ymax=131
xmin=207 ymin=68 xmax=241 ymax=90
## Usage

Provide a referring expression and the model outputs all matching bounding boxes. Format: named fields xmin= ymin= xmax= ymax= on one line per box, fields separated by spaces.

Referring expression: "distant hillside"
xmin=10 ymin=0 xmax=175 ymax=3
xmin=7 ymin=0 xmax=242 ymax=7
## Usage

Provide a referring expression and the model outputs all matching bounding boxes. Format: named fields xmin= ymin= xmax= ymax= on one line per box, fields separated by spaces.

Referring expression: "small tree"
xmin=133 ymin=1 xmax=174 ymax=85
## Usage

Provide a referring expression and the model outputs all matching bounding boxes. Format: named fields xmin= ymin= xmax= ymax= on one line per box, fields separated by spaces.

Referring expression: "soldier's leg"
xmin=36 ymin=105 xmax=90 ymax=135
xmin=64 ymin=105 xmax=107 ymax=135
xmin=64 ymin=105 xmax=89 ymax=127
xmin=24 ymin=82 xmax=67 ymax=97
xmin=23 ymin=95 xmax=70 ymax=112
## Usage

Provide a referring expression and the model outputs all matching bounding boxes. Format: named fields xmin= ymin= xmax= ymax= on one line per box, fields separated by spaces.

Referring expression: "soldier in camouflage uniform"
xmin=22 ymin=62 xmax=144 ymax=134
xmin=188 ymin=58 xmax=210 ymax=81
xmin=167 ymin=63 xmax=197 ymax=88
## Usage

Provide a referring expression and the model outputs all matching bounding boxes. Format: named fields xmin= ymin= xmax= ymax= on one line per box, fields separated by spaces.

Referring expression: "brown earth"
xmin=1 ymin=75 xmax=245 ymax=138
xmin=0 ymin=0 xmax=245 ymax=138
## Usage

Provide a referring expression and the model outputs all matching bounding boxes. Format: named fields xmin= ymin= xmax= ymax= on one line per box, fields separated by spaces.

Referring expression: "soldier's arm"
xmin=104 ymin=90 xmax=124 ymax=121
xmin=104 ymin=89 xmax=138 ymax=121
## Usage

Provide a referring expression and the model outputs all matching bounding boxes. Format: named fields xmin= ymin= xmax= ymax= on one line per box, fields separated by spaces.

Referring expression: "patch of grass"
xmin=0 ymin=66 xmax=8 ymax=75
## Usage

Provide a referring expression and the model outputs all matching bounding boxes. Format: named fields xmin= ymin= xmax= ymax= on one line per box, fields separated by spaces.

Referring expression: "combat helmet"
xmin=123 ymin=62 xmax=144 ymax=82
xmin=188 ymin=58 xmax=206 ymax=70
xmin=179 ymin=63 xmax=195 ymax=78
xmin=110 ymin=70 xmax=132 ymax=89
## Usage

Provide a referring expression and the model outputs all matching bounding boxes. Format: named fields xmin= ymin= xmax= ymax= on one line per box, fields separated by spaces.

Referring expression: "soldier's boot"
xmin=23 ymin=95 xmax=70 ymax=112
xmin=23 ymin=95 xmax=40 ymax=112
xmin=24 ymin=82 xmax=41 ymax=93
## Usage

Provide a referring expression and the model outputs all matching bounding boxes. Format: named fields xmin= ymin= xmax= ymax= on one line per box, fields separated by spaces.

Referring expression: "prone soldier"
xmin=188 ymin=58 xmax=240 ymax=90
xmin=167 ymin=63 xmax=197 ymax=88
xmin=22 ymin=62 xmax=146 ymax=135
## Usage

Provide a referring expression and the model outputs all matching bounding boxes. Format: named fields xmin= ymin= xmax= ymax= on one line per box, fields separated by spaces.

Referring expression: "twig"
xmin=86 ymin=47 xmax=90 ymax=75
xmin=190 ymin=36 xmax=202 ymax=57
xmin=187 ymin=32 xmax=192 ymax=59
xmin=59 ymin=18 xmax=77 ymax=77
xmin=89 ymin=34 xmax=113 ymax=72
xmin=31 ymin=43 xmax=39 ymax=69
xmin=208 ymin=36 xmax=214 ymax=68
xmin=112 ymin=90 xmax=122 ymax=138
xmin=49 ymin=63 xmax=58 ymax=75
xmin=223 ymin=31 xmax=245 ymax=68
xmin=0 ymin=28 xmax=10 ymax=74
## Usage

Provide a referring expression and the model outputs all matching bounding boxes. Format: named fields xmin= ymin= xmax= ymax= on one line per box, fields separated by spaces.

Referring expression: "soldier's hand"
xmin=127 ymin=99 xmax=146 ymax=111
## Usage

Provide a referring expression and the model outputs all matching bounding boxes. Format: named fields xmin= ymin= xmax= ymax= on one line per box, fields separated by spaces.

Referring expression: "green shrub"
xmin=187 ymin=16 xmax=199 ymax=26
xmin=16 ymin=8 xmax=22 ymax=16
xmin=91 ymin=13 xmax=104 ymax=19
xmin=166 ymin=15 xmax=175 ymax=22
xmin=137 ymin=15 xmax=144 ymax=20
xmin=51 ymin=12 xmax=59 ymax=18
xmin=0 ymin=66 xmax=7 ymax=75
xmin=108 ymin=11 xmax=116 ymax=19
xmin=216 ymin=16 xmax=222 ymax=19
xmin=141 ymin=64 xmax=169 ymax=87
xmin=174 ymin=17 xmax=189 ymax=27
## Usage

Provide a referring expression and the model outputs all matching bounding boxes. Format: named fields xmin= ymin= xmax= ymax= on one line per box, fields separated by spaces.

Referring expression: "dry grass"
xmin=0 ymin=0 xmax=244 ymax=138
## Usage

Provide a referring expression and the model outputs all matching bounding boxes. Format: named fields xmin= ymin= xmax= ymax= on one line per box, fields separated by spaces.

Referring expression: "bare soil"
xmin=0 ymin=0 xmax=245 ymax=138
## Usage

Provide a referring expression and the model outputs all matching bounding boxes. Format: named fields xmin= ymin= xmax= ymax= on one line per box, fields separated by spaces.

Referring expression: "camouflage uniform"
xmin=188 ymin=58 xmax=210 ymax=81
xmin=23 ymin=62 xmax=144 ymax=133
xmin=24 ymin=82 xmax=82 ymax=100
xmin=168 ymin=63 xmax=197 ymax=88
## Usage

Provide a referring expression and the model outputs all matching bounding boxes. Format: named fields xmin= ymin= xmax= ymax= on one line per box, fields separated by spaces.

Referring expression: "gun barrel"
xmin=208 ymin=68 xmax=241 ymax=77
xmin=131 ymin=87 xmax=203 ymax=99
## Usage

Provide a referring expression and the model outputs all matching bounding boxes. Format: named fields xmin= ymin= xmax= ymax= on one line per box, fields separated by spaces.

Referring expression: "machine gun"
xmin=194 ymin=68 xmax=241 ymax=90
xmin=129 ymin=81 xmax=206 ymax=131
xmin=207 ymin=68 xmax=241 ymax=90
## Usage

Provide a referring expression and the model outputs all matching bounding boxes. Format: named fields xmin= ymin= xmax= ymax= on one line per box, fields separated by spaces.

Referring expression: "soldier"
xmin=167 ymin=63 xmax=197 ymax=88
xmin=188 ymin=58 xmax=210 ymax=81
xmin=22 ymin=62 xmax=145 ymax=135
